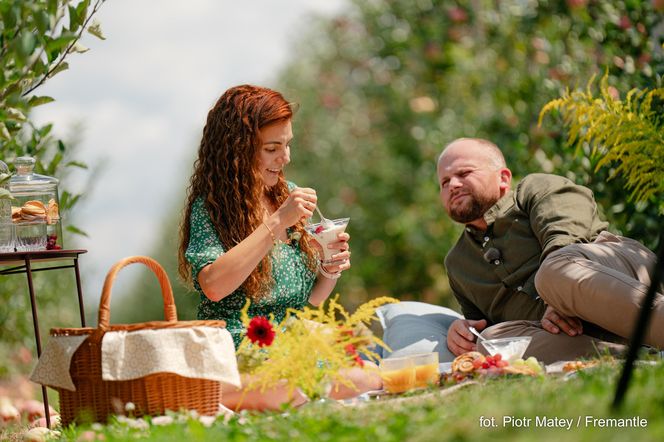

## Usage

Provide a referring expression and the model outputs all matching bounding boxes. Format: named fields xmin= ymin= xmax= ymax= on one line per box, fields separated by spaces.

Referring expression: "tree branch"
xmin=21 ymin=0 xmax=106 ymax=98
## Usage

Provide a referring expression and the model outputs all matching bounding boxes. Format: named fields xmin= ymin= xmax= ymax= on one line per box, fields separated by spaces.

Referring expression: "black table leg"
xmin=74 ymin=257 xmax=85 ymax=327
xmin=24 ymin=258 xmax=51 ymax=429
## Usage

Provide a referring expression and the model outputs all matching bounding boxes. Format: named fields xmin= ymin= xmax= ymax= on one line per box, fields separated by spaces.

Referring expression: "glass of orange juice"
xmin=380 ymin=356 xmax=416 ymax=394
xmin=410 ymin=352 xmax=440 ymax=388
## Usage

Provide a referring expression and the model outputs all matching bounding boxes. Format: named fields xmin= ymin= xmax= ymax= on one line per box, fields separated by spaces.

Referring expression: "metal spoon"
xmin=469 ymin=326 xmax=486 ymax=342
xmin=315 ymin=205 xmax=334 ymax=229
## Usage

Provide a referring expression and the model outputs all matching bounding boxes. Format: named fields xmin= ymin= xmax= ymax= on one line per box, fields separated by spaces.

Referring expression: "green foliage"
xmin=540 ymin=74 xmax=664 ymax=212
xmin=0 ymin=0 xmax=105 ymax=193
xmin=0 ymin=0 xmax=106 ymax=355
xmin=276 ymin=0 xmax=664 ymax=305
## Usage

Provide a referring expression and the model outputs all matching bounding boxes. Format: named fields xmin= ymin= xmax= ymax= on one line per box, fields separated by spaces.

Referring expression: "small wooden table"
xmin=0 ymin=249 xmax=87 ymax=427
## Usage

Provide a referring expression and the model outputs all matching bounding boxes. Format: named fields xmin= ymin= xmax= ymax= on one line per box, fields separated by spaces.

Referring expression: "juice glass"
xmin=380 ymin=356 xmax=415 ymax=394
xmin=411 ymin=352 xmax=440 ymax=388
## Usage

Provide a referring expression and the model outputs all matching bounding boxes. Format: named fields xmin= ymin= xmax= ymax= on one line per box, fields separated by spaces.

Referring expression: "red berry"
xmin=314 ymin=225 xmax=324 ymax=234
xmin=482 ymin=362 xmax=490 ymax=369
xmin=493 ymin=354 xmax=502 ymax=362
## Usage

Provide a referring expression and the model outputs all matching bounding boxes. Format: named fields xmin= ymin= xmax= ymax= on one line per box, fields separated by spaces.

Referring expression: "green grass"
xmin=46 ymin=361 xmax=664 ymax=442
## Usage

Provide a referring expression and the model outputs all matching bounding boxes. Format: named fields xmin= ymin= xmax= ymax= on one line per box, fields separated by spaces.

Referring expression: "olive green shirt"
xmin=444 ymin=173 xmax=608 ymax=325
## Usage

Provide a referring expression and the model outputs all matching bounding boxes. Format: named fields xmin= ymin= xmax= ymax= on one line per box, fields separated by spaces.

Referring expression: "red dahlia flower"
xmin=247 ymin=316 xmax=275 ymax=347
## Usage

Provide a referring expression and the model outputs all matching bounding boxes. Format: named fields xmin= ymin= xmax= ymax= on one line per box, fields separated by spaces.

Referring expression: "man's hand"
xmin=447 ymin=318 xmax=488 ymax=356
xmin=541 ymin=305 xmax=583 ymax=336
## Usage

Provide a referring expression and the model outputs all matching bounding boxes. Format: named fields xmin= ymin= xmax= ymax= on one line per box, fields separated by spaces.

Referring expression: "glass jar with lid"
xmin=9 ymin=156 xmax=63 ymax=250
xmin=0 ymin=160 xmax=14 ymax=252
xmin=0 ymin=159 xmax=10 ymax=221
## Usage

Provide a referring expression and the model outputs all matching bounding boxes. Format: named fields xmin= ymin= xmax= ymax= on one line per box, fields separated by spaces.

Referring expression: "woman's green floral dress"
xmin=185 ymin=189 xmax=317 ymax=348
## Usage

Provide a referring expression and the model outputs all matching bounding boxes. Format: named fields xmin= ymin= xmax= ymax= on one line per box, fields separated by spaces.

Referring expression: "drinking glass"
xmin=410 ymin=352 xmax=440 ymax=388
xmin=15 ymin=221 xmax=47 ymax=251
xmin=380 ymin=355 xmax=415 ymax=394
xmin=481 ymin=336 xmax=532 ymax=362
xmin=305 ymin=217 xmax=350 ymax=264
xmin=0 ymin=222 xmax=15 ymax=252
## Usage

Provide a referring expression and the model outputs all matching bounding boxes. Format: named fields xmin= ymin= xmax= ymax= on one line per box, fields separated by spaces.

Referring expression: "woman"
xmin=178 ymin=85 xmax=378 ymax=408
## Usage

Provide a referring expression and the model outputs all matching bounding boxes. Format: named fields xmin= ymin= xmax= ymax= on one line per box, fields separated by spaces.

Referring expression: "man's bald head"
xmin=438 ymin=138 xmax=506 ymax=171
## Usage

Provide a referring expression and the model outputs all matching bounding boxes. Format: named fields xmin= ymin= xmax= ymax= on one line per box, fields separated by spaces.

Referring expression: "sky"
xmin=32 ymin=0 xmax=347 ymax=308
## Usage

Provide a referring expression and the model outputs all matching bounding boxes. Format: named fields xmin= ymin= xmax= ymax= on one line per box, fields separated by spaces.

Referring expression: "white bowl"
xmin=481 ymin=336 xmax=532 ymax=362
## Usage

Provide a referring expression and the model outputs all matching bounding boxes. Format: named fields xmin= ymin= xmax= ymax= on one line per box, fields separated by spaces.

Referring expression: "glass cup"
xmin=15 ymin=220 xmax=47 ymax=251
xmin=481 ymin=336 xmax=532 ymax=362
xmin=305 ymin=217 xmax=350 ymax=264
xmin=0 ymin=222 xmax=15 ymax=253
xmin=410 ymin=352 xmax=440 ymax=388
xmin=380 ymin=355 xmax=416 ymax=394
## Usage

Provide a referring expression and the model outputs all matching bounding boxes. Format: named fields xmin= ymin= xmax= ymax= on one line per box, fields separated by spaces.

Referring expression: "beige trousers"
xmin=480 ymin=232 xmax=662 ymax=364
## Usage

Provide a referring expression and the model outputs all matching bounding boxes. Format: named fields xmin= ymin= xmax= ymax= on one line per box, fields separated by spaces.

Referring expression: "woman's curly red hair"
xmin=178 ymin=85 xmax=317 ymax=300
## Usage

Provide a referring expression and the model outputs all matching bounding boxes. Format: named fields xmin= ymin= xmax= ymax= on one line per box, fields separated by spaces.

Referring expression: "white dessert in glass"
xmin=305 ymin=218 xmax=350 ymax=264
xmin=480 ymin=336 xmax=532 ymax=362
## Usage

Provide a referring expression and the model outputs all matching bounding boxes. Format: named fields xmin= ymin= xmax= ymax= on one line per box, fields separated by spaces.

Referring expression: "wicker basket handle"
xmin=97 ymin=256 xmax=177 ymax=329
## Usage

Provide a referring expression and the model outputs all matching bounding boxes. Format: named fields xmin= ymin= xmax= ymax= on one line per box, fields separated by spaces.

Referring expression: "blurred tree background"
xmin=119 ymin=0 xmax=664 ymax=324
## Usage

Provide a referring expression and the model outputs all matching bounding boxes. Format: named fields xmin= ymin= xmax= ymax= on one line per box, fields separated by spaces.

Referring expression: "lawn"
xmin=26 ymin=360 xmax=660 ymax=442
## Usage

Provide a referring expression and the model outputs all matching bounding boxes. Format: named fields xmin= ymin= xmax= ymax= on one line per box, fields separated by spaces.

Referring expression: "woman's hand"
xmin=309 ymin=232 xmax=350 ymax=305
xmin=274 ymin=187 xmax=317 ymax=227
xmin=320 ymin=232 xmax=351 ymax=274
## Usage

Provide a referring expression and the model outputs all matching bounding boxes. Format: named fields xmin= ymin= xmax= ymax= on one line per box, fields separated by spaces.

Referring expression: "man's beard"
xmin=448 ymin=192 xmax=497 ymax=224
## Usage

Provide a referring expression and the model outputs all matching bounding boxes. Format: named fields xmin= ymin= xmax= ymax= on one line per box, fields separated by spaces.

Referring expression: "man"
xmin=438 ymin=137 xmax=662 ymax=363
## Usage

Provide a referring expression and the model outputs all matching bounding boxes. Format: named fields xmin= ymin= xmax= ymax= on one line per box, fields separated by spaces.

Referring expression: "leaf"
xmin=60 ymin=192 xmax=81 ymax=210
xmin=45 ymin=35 xmax=78 ymax=62
xmin=28 ymin=96 xmax=55 ymax=107
xmin=1 ymin=6 xmax=19 ymax=29
xmin=47 ymin=62 xmax=69 ymax=79
xmin=0 ymin=188 xmax=14 ymax=200
xmin=46 ymin=152 xmax=63 ymax=175
xmin=6 ymin=108 xmax=27 ymax=121
xmin=66 ymin=225 xmax=89 ymax=237
xmin=39 ymin=123 xmax=54 ymax=137
xmin=65 ymin=161 xmax=88 ymax=170
xmin=18 ymin=32 xmax=37 ymax=58
xmin=71 ymin=42 xmax=89 ymax=54
xmin=68 ymin=5 xmax=81 ymax=32
xmin=87 ymin=19 xmax=106 ymax=40
xmin=33 ymin=10 xmax=51 ymax=34
xmin=76 ymin=0 xmax=90 ymax=22
xmin=57 ymin=140 xmax=66 ymax=152
xmin=0 ymin=122 xmax=10 ymax=140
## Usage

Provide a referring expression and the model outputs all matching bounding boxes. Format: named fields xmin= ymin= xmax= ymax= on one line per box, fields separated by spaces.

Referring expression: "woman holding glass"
xmin=178 ymin=84 xmax=379 ymax=409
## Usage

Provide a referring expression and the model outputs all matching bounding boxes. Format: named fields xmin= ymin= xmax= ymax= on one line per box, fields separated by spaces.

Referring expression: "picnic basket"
xmin=50 ymin=256 xmax=229 ymax=425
